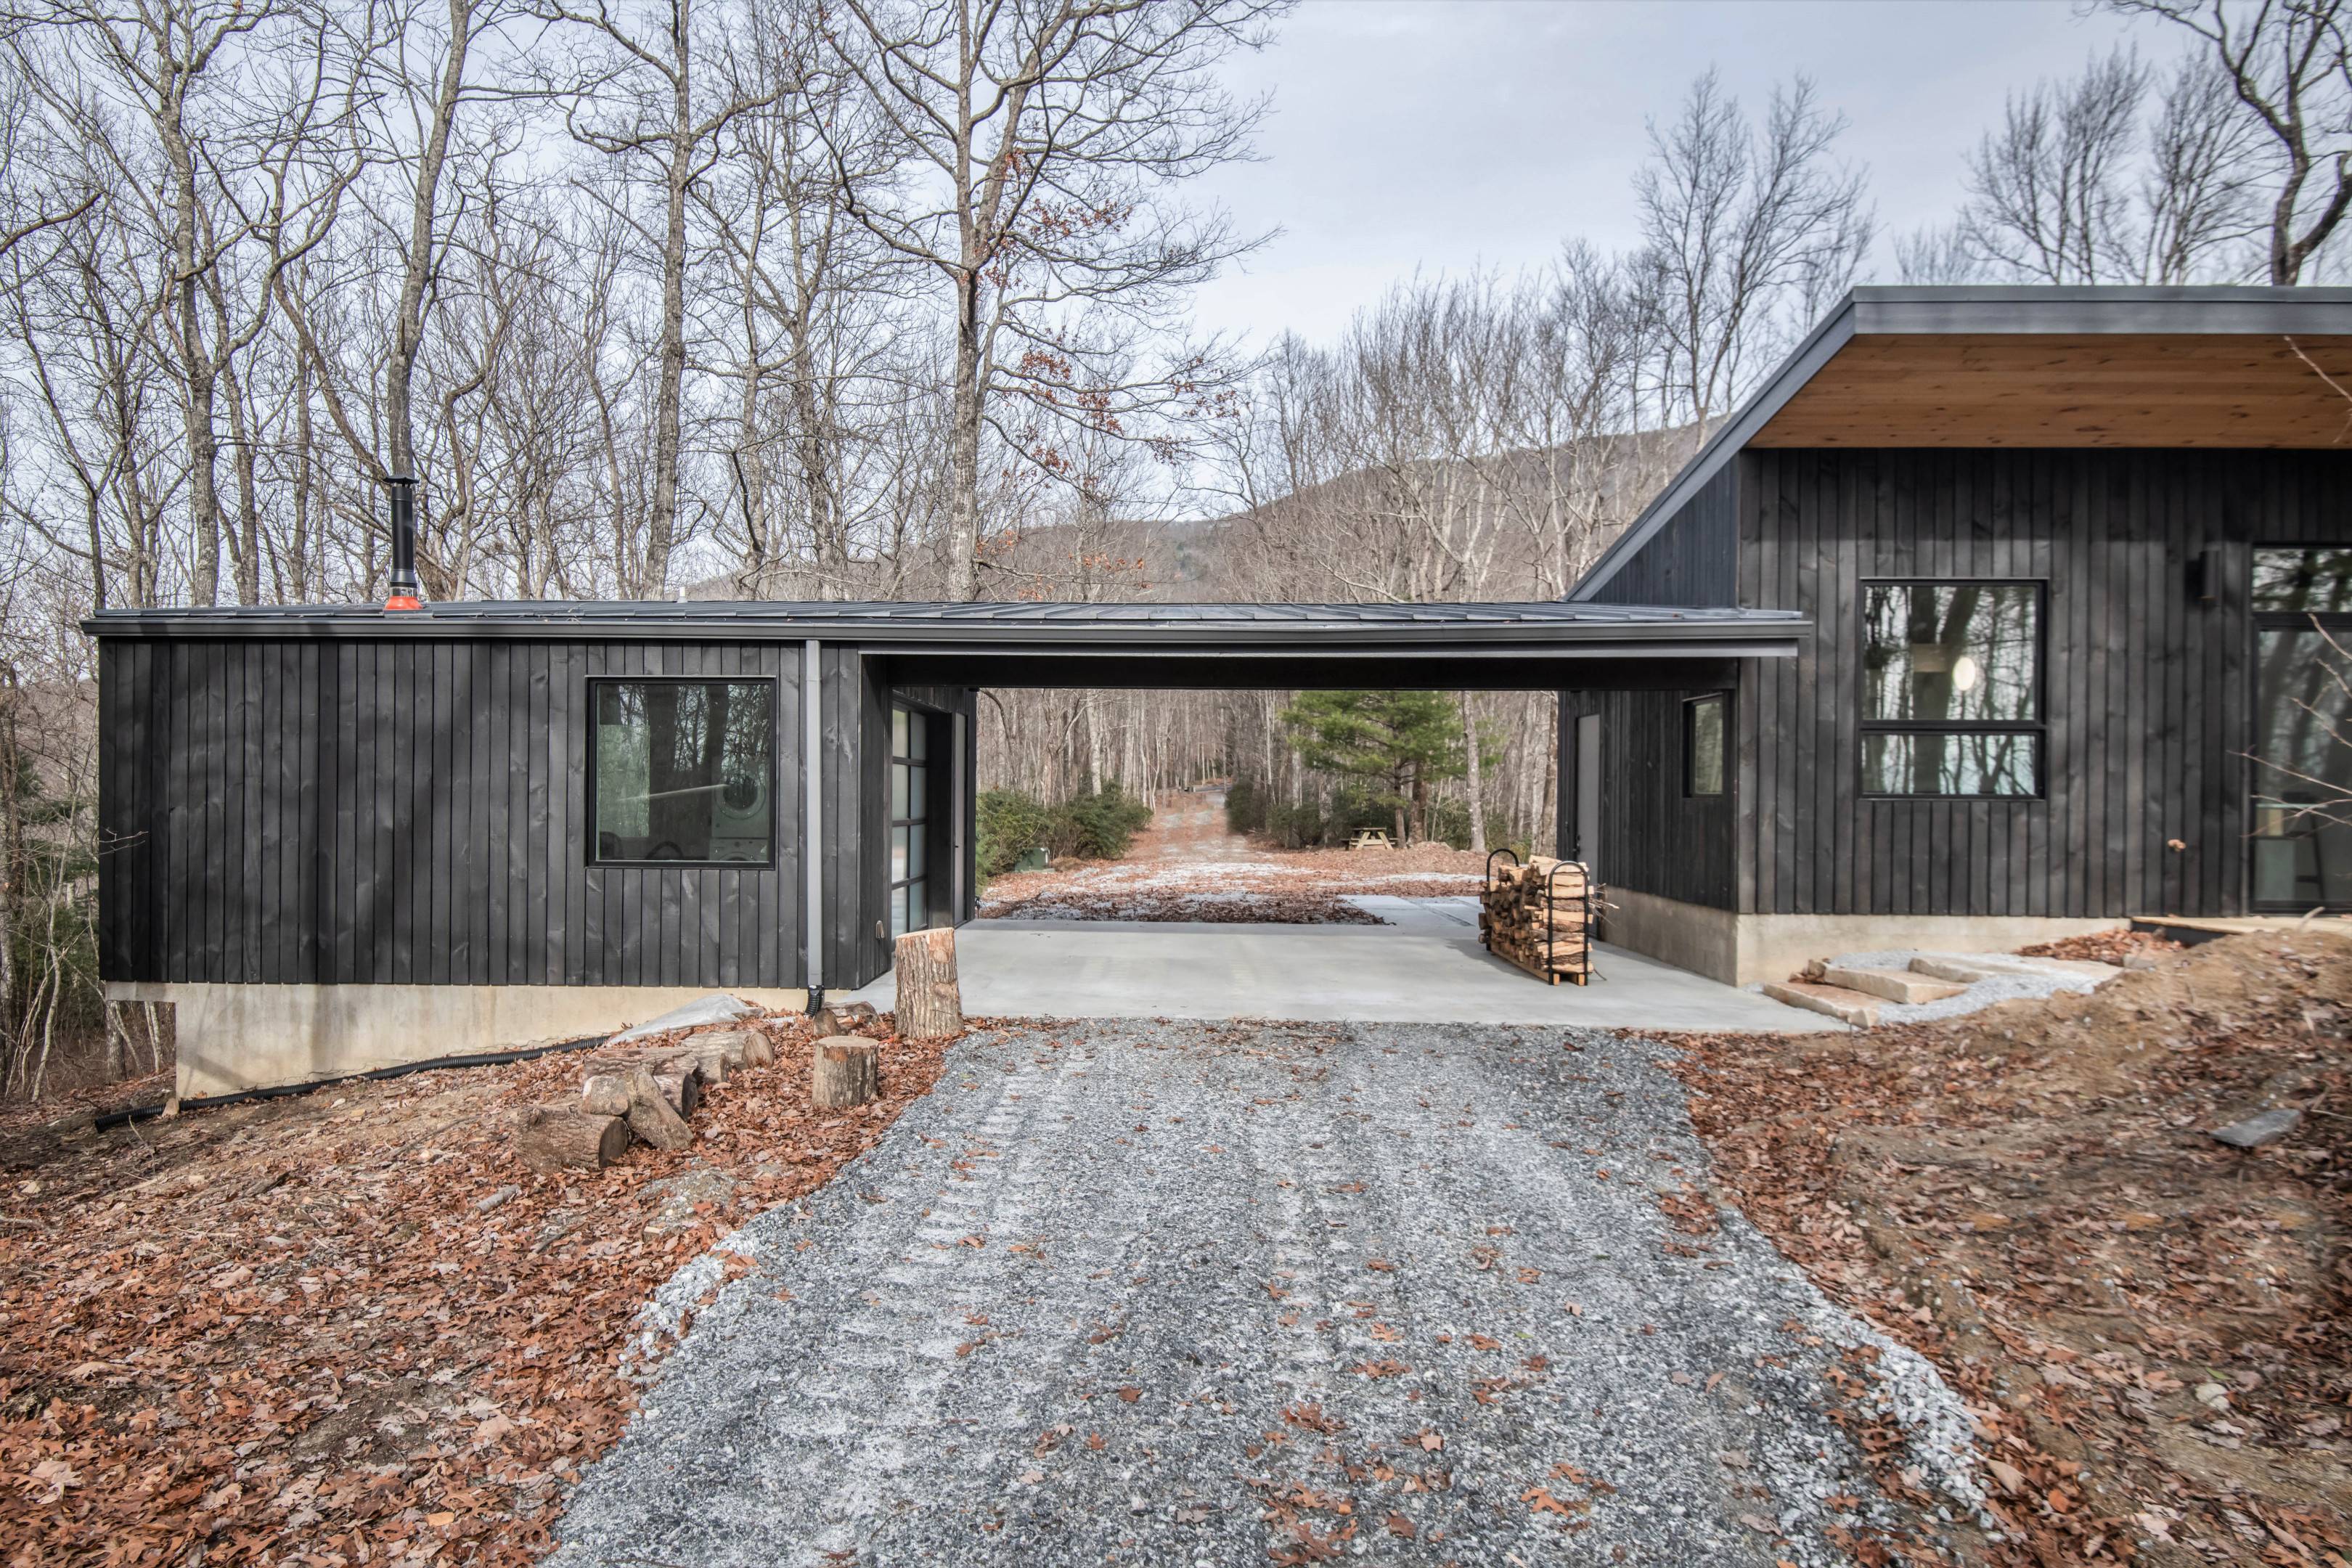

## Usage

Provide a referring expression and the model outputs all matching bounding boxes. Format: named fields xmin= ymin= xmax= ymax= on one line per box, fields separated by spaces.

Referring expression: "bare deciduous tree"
xmin=1632 ymin=70 xmax=1872 ymax=436
xmin=2120 ymin=0 xmax=2352 ymax=283
xmin=819 ymin=0 xmax=1281 ymax=599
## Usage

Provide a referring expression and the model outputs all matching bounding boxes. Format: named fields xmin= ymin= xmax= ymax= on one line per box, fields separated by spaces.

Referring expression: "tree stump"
xmin=812 ymin=1036 xmax=881 ymax=1110
xmin=513 ymin=1105 xmax=631 ymax=1172
xmin=893 ymin=928 xmax=963 ymax=1040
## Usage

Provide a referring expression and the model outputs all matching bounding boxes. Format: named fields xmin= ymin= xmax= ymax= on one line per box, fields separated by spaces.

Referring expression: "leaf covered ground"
xmin=1669 ymin=932 xmax=2352 ymax=1567
xmin=0 ymin=1010 xmax=950 ymax=1566
xmin=979 ymin=790 xmax=1486 ymax=923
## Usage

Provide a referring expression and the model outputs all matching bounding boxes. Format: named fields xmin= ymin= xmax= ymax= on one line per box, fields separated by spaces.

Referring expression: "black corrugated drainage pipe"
xmin=90 ymin=1032 xmax=607 ymax=1132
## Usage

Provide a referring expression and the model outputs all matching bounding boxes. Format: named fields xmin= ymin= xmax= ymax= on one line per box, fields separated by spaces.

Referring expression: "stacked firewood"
xmin=1480 ymin=857 xmax=1596 ymax=985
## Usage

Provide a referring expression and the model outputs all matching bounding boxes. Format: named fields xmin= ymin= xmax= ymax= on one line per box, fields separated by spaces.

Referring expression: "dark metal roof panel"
xmin=83 ymin=597 xmax=1807 ymax=654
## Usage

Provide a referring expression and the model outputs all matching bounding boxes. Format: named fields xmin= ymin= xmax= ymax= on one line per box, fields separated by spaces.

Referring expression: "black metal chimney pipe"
xmin=385 ymin=475 xmax=422 ymax=611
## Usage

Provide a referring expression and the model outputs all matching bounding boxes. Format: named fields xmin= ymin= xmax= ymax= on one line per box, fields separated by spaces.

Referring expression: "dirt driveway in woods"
xmin=552 ymin=1019 xmax=1984 ymax=1567
xmin=979 ymin=788 xmax=1490 ymax=923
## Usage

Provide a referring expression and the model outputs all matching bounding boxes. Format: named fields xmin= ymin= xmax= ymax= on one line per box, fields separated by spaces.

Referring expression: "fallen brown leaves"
xmin=0 ymin=1012 xmax=952 ymax=1566
xmin=2015 ymin=928 xmax=2186 ymax=966
xmin=1668 ymin=934 xmax=2352 ymax=1567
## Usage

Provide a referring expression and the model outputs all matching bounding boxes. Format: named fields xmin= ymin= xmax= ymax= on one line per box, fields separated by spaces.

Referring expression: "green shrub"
xmin=976 ymin=789 xmax=1054 ymax=882
xmin=1223 ymin=777 xmax=1265 ymax=835
xmin=1050 ymin=783 xmax=1154 ymax=860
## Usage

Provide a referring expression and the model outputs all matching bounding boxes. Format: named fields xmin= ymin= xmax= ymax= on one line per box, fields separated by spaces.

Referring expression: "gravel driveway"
xmin=552 ymin=1021 xmax=1984 ymax=1567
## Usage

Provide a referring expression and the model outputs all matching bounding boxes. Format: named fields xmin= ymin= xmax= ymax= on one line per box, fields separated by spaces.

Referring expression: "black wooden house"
xmin=1561 ymin=286 xmax=2352 ymax=983
xmin=83 ymin=285 xmax=2352 ymax=1093
xmin=87 ymin=600 xmax=1792 ymax=1093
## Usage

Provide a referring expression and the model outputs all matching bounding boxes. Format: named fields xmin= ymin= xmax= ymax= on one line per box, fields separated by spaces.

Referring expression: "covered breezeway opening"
xmin=798 ymin=600 xmax=1808 ymax=1025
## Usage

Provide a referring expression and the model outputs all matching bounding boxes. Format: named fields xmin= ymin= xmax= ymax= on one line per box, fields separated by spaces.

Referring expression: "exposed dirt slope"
xmin=0 ymin=1012 xmax=951 ymax=1567
xmin=1670 ymin=933 xmax=2351 ymax=1567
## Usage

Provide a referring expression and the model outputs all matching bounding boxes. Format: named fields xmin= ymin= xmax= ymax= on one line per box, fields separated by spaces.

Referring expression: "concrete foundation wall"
xmin=1600 ymin=888 xmax=2123 ymax=987
xmin=108 ymin=982 xmax=809 ymax=1100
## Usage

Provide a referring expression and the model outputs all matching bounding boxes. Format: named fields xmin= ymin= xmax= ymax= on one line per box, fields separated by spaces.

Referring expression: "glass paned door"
xmin=890 ymin=706 xmax=930 ymax=937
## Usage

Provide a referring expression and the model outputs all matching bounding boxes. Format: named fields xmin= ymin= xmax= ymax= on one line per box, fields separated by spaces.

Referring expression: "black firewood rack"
xmin=1481 ymin=846 xmax=1597 ymax=986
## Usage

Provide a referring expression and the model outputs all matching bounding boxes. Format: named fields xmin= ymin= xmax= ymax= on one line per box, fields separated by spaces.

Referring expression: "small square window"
xmin=1685 ymin=693 xmax=1726 ymax=798
xmin=591 ymin=680 xmax=773 ymax=864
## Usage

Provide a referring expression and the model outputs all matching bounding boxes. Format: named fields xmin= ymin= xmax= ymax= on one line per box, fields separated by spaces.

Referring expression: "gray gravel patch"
xmin=552 ymin=1020 xmax=1985 ymax=1566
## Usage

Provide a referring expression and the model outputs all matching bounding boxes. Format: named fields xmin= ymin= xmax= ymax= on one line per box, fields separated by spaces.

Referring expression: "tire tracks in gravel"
xmin=552 ymin=1020 xmax=1986 ymax=1568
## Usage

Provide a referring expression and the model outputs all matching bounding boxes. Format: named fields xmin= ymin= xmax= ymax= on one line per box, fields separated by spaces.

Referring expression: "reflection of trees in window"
xmin=594 ymin=681 xmax=773 ymax=862
xmin=1860 ymin=582 xmax=2041 ymax=797
xmin=2250 ymin=550 xmax=2352 ymax=907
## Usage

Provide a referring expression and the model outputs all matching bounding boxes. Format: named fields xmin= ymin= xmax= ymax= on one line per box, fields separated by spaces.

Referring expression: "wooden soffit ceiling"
xmin=1749 ymin=333 xmax=2352 ymax=448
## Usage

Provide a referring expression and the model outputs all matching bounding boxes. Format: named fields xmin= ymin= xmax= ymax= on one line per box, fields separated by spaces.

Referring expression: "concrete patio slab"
xmin=846 ymin=897 xmax=1832 ymax=1032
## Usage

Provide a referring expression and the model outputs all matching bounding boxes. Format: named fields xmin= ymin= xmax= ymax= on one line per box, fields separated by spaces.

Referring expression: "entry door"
xmin=889 ymin=706 xmax=930 ymax=936
xmin=1575 ymin=713 xmax=1602 ymax=878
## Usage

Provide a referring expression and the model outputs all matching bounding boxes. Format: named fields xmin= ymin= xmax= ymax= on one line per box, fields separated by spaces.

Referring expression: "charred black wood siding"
xmin=1559 ymin=687 xmax=1736 ymax=907
xmin=1735 ymin=447 xmax=2352 ymax=919
xmin=1584 ymin=460 xmax=1741 ymax=609
xmin=98 ymin=638 xmax=804 ymax=987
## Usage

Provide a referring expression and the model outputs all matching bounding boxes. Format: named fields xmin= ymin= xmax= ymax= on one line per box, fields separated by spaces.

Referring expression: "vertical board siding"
xmin=1730 ymin=446 xmax=2352 ymax=919
xmin=1585 ymin=462 xmax=1741 ymax=608
xmin=1584 ymin=446 xmax=2351 ymax=917
xmin=98 ymin=637 xmax=805 ymax=987
xmin=1558 ymin=687 xmax=1736 ymax=907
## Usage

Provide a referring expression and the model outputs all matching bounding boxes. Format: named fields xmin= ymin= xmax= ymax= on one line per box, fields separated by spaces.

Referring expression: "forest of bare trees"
xmin=0 ymin=0 xmax=2347 ymax=1086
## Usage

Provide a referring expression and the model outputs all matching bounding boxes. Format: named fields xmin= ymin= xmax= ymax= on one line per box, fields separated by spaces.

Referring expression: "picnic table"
xmin=1347 ymin=828 xmax=1394 ymax=850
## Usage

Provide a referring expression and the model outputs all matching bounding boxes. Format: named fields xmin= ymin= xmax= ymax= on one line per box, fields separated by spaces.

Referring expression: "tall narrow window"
xmin=592 ymin=680 xmax=774 ymax=863
xmin=889 ymin=706 xmax=930 ymax=936
xmin=1684 ymin=693 xmax=1726 ymax=797
xmin=2251 ymin=547 xmax=2352 ymax=909
xmin=1860 ymin=581 xmax=2042 ymax=797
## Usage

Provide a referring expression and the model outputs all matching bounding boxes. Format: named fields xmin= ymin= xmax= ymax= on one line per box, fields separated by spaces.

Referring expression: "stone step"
xmin=1819 ymin=964 xmax=1970 ymax=1005
xmin=1908 ymin=955 xmax=2028 ymax=985
xmin=1760 ymin=980 xmax=1880 ymax=1026
xmin=1910 ymin=953 xmax=2120 ymax=986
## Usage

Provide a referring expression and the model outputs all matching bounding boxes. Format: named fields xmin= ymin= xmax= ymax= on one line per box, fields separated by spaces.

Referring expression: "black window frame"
xmin=1683 ymin=692 xmax=1727 ymax=799
xmin=1858 ymin=577 xmax=2047 ymax=801
xmin=584 ymin=674 xmax=780 ymax=868
xmin=2248 ymin=545 xmax=2352 ymax=910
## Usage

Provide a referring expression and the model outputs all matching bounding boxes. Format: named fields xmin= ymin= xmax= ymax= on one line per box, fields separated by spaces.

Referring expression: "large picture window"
xmin=592 ymin=680 xmax=774 ymax=864
xmin=1860 ymin=581 xmax=2041 ymax=797
xmin=2251 ymin=547 xmax=2352 ymax=909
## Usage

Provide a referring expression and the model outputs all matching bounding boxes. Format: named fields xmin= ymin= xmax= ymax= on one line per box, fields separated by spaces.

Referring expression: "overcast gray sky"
xmin=1187 ymin=0 xmax=2192 ymax=348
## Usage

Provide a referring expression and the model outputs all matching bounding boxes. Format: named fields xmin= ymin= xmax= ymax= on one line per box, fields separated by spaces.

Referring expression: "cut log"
xmin=650 ymin=1064 xmax=702 ymax=1119
xmin=691 ymin=1028 xmax=764 ymax=1070
xmin=580 ymin=1071 xmax=632 ymax=1118
xmin=812 ymin=1035 xmax=881 ymax=1109
xmin=893 ymin=928 xmax=963 ymax=1040
xmin=513 ymin=1105 xmax=631 ymax=1173
xmin=812 ymin=1001 xmax=877 ymax=1034
xmin=672 ymin=1037 xmax=731 ymax=1086
xmin=624 ymin=1066 xmax=693 ymax=1151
